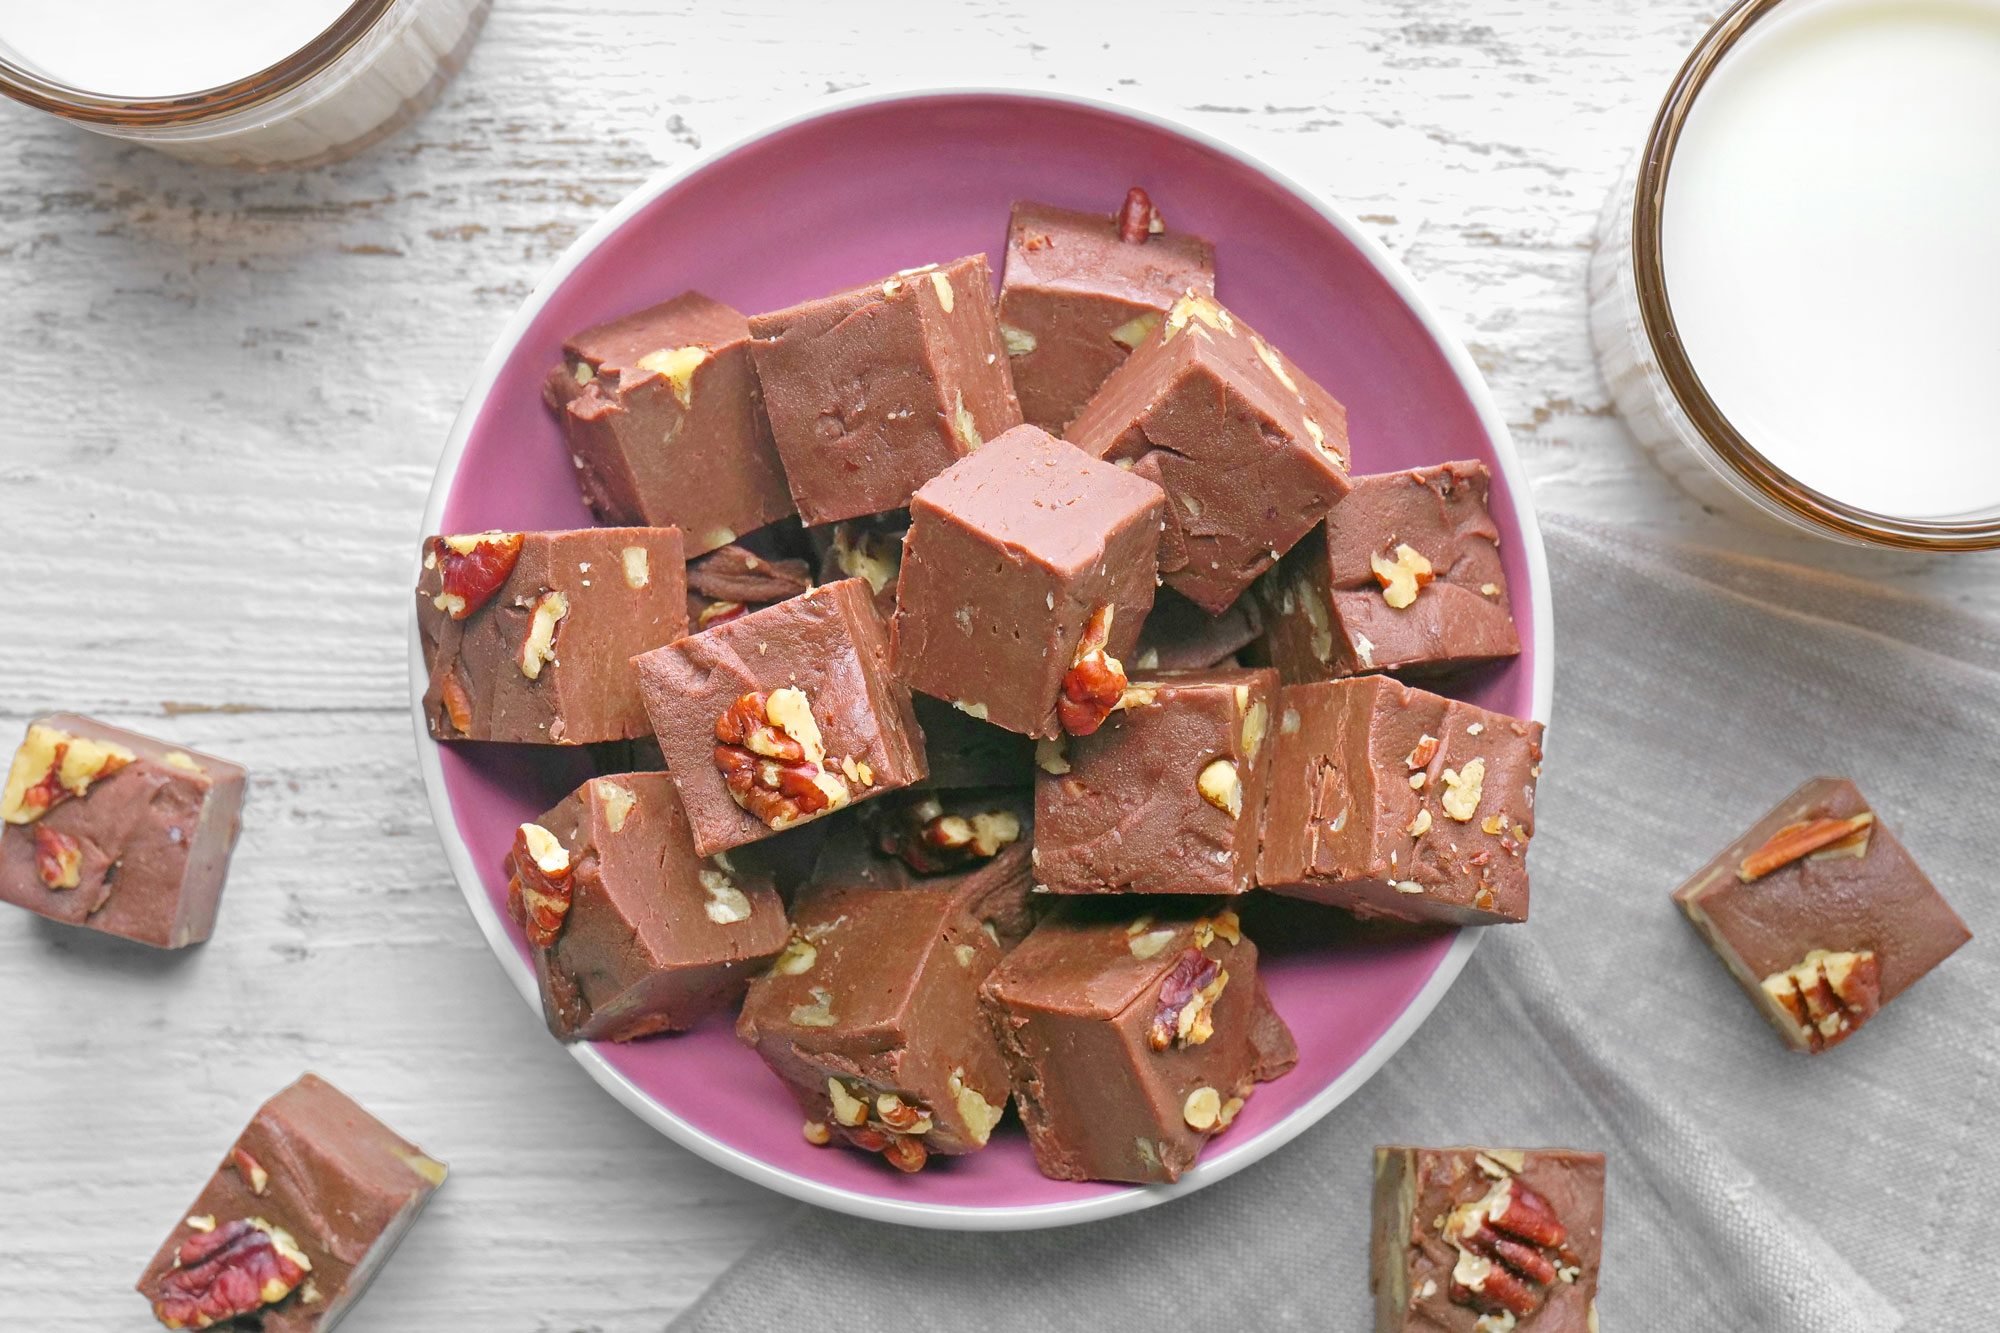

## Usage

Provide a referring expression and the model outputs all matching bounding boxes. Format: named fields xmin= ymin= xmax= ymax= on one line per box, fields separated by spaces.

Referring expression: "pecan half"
xmin=1058 ymin=605 xmax=1127 ymax=737
xmin=506 ymin=822 xmax=573 ymax=948
xmin=685 ymin=544 xmax=813 ymax=605
xmin=1760 ymin=948 xmax=1880 ymax=1052
xmin=1148 ymin=947 xmax=1227 ymax=1051
xmin=148 ymin=1217 xmax=311 ymax=1330
xmin=712 ymin=688 xmax=851 ymax=829
xmin=1737 ymin=812 xmax=1875 ymax=881
xmin=1445 ymin=1176 xmax=1580 ymax=1320
xmin=33 ymin=826 xmax=81 ymax=890
xmin=429 ymin=531 xmax=523 ymax=620
xmin=438 ymin=671 xmax=475 ymax=736
xmin=873 ymin=797 xmax=1022 ymax=874
xmin=1117 ymin=185 xmax=1162 ymax=243
xmin=2 ymin=725 xmax=135 ymax=825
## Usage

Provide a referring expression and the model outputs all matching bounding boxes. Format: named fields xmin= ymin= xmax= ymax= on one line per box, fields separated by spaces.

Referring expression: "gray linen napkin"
xmin=673 ymin=516 xmax=2000 ymax=1332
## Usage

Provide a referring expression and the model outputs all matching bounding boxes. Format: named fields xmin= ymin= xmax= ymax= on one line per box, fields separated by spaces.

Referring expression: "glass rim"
xmin=1632 ymin=0 xmax=2000 ymax=551
xmin=0 ymin=0 xmax=394 ymax=127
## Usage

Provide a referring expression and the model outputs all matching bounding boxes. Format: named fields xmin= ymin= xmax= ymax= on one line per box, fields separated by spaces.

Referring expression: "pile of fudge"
xmin=417 ymin=184 xmax=1548 ymax=1193
xmin=0 ymin=189 xmax=1966 ymax=1332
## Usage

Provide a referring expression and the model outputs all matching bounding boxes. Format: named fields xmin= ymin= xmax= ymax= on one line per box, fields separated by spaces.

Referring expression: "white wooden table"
xmin=3 ymin=2 xmax=1988 ymax=1328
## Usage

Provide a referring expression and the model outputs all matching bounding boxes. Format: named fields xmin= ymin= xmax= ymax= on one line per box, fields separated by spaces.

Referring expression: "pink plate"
xmin=414 ymin=87 xmax=1551 ymax=1229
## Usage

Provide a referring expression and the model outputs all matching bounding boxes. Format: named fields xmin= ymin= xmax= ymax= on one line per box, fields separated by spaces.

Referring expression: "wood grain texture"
xmin=3 ymin=2 xmax=1989 ymax=1328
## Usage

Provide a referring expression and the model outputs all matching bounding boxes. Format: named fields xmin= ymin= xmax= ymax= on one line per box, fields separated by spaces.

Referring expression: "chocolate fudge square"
xmin=632 ymin=578 xmax=926 ymax=855
xmin=1065 ymin=291 xmax=1352 ymax=614
xmin=1372 ymin=1146 xmax=1604 ymax=1332
xmin=980 ymin=898 xmax=1292 ymax=1184
xmin=136 ymin=1074 xmax=445 ymax=1332
xmin=1258 ymin=677 xmax=1543 ymax=925
xmin=997 ymin=190 xmax=1216 ymax=432
xmin=1035 ymin=667 xmax=1276 ymax=896
xmin=507 ymin=772 xmax=788 ymax=1042
xmin=1674 ymin=777 xmax=1970 ymax=1053
xmin=736 ymin=803 xmax=1035 ymax=1172
xmin=0 ymin=714 xmax=246 ymax=949
xmin=749 ymin=254 xmax=1022 ymax=525
xmin=891 ymin=424 xmax=1166 ymax=739
xmin=1262 ymin=462 xmax=1520 ymax=682
xmin=418 ymin=526 xmax=687 ymax=746
xmin=1133 ymin=586 xmax=1264 ymax=672
xmin=543 ymin=291 xmax=793 ymax=554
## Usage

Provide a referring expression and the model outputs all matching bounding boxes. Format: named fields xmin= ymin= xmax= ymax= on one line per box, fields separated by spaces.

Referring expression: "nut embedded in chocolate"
xmin=506 ymin=822 xmax=574 ymax=947
xmin=426 ymin=530 xmax=523 ymax=620
xmin=1760 ymin=948 xmax=1881 ymax=1052
xmin=148 ymin=1217 xmax=312 ymax=1330
xmin=1057 ymin=605 xmax=1128 ymax=737
xmin=1371 ymin=1146 xmax=1603 ymax=1333
xmin=711 ymin=688 xmax=854 ymax=830
xmin=872 ymin=794 xmax=1022 ymax=875
xmin=1116 ymin=185 xmax=1162 ymax=244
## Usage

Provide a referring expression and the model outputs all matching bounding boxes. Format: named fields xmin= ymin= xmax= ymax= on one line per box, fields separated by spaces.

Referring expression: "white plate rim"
xmin=410 ymin=81 xmax=1555 ymax=1232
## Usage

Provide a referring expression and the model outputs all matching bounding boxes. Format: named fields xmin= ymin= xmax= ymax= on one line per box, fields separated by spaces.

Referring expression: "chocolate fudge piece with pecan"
xmin=0 ymin=714 xmax=245 ymax=949
xmin=136 ymin=1074 xmax=445 ymax=1332
xmin=632 ymin=578 xmax=926 ymax=856
xmin=543 ymin=292 xmax=793 ymax=555
xmin=1257 ymin=677 xmax=1542 ymax=925
xmin=1133 ymin=586 xmax=1264 ymax=672
xmin=1673 ymin=777 xmax=1969 ymax=1053
xmin=1065 ymin=291 xmax=1352 ymax=614
xmin=810 ymin=511 xmax=908 ymax=619
xmin=735 ymin=796 xmax=1035 ymax=1173
xmin=1035 ymin=667 xmax=1276 ymax=896
xmin=506 ymin=772 xmax=788 ymax=1042
xmin=980 ymin=898 xmax=1290 ymax=1184
xmin=1372 ymin=1146 xmax=1604 ymax=1333
xmin=1261 ymin=462 xmax=1519 ymax=682
xmin=749 ymin=255 xmax=1022 ymax=525
xmin=418 ymin=527 xmax=687 ymax=746
xmin=997 ymin=188 xmax=1216 ymax=432
xmin=891 ymin=424 xmax=1165 ymax=739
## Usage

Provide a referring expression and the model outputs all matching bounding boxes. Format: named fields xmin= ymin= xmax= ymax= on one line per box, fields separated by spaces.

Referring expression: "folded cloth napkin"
xmin=673 ymin=516 xmax=2000 ymax=1332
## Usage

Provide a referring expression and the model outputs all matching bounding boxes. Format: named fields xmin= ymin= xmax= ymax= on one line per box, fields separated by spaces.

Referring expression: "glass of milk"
xmin=1591 ymin=0 xmax=2000 ymax=549
xmin=0 ymin=0 xmax=490 ymax=170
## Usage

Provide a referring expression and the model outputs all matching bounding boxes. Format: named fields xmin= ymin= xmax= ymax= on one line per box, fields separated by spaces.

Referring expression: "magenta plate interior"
xmin=426 ymin=91 xmax=1540 ymax=1214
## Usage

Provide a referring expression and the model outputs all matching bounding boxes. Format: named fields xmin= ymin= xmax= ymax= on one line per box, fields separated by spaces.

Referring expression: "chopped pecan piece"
xmin=1058 ymin=605 xmax=1127 ymax=737
xmin=516 ymin=590 xmax=569 ymax=681
xmin=1737 ymin=812 xmax=1875 ymax=881
xmin=438 ymin=671 xmax=475 ymax=736
xmin=712 ymin=688 xmax=851 ymax=829
xmin=685 ymin=544 xmax=813 ymax=605
xmin=506 ymin=822 xmax=573 ymax=947
xmin=33 ymin=824 xmax=82 ymax=888
xmin=873 ymin=796 xmax=1022 ymax=874
xmin=148 ymin=1217 xmax=311 ymax=1330
xmin=429 ymin=531 xmax=524 ymax=620
xmin=2 ymin=725 xmax=135 ymax=825
xmin=1369 ymin=542 xmax=1435 ymax=609
xmin=1760 ymin=948 xmax=1881 ymax=1051
xmin=1444 ymin=1176 xmax=1580 ymax=1320
xmin=33 ymin=825 xmax=82 ymax=889
xmin=696 ymin=599 xmax=748 ymax=629
xmin=1147 ymin=946 xmax=1228 ymax=1051
xmin=1117 ymin=185 xmax=1162 ymax=243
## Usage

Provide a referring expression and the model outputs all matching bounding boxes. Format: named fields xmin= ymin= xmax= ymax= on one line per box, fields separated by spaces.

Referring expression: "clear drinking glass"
xmin=0 ymin=0 xmax=491 ymax=170
xmin=1588 ymin=0 xmax=2000 ymax=551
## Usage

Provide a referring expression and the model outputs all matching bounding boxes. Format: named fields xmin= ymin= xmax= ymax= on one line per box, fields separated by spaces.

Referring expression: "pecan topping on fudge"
xmin=712 ymin=689 xmax=852 ymax=829
xmin=147 ymin=1217 xmax=312 ymax=1330
xmin=1444 ymin=1173 xmax=1582 ymax=1320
